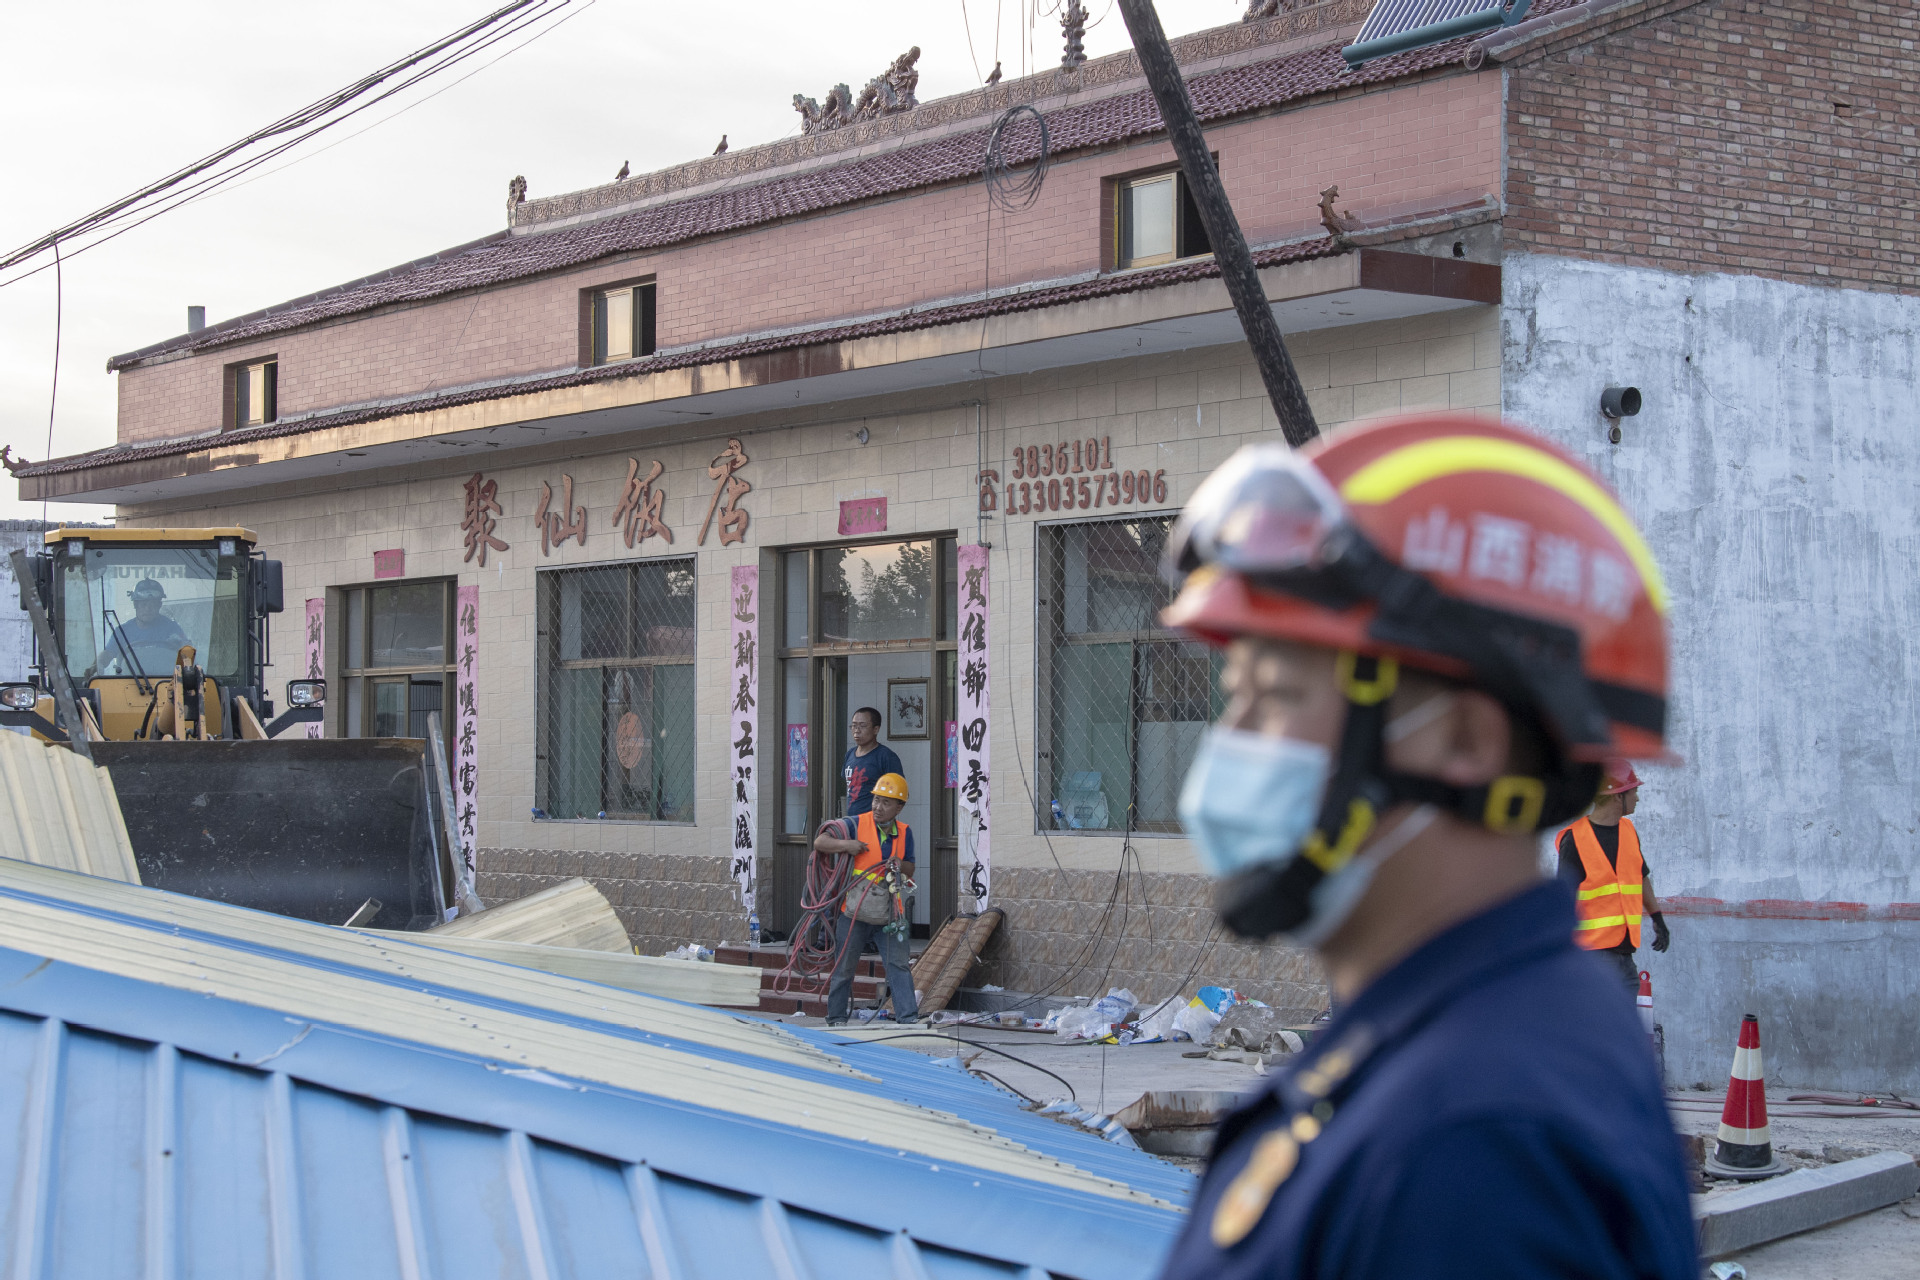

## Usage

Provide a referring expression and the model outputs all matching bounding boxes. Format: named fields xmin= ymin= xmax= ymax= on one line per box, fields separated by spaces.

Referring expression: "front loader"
xmin=3 ymin=527 xmax=467 ymax=930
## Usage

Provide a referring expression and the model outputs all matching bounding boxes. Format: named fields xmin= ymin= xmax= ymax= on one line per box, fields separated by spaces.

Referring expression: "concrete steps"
xmin=715 ymin=941 xmax=902 ymax=1016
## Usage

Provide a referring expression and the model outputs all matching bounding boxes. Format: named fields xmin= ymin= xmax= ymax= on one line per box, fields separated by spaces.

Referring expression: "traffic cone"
xmin=1636 ymin=971 xmax=1655 ymax=1035
xmin=1704 ymin=1014 xmax=1784 ymax=1180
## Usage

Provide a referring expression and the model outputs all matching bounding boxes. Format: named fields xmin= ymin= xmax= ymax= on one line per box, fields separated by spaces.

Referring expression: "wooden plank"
xmin=430 ymin=877 xmax=631 ymax=952
xmin=917 ymin=910 xmax=1003 ymax=1015
xmin=360 ymin=931 xmax=764 ymax=1006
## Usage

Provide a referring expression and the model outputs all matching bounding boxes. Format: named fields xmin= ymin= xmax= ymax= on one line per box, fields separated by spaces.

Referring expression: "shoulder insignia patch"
xmin=1210 ymin=1129 xmax=1299 ymax=1248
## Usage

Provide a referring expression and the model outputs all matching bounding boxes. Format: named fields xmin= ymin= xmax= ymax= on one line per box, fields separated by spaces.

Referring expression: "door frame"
xmin=769 ymin=534 xmax=958 ymax=939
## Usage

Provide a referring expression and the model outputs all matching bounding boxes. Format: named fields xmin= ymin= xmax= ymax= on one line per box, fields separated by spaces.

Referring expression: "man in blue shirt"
xmin=1156 ymin=416 xmax=1697 ymax=1278
xmin=842 ymin=705 xmax=903 ymax=818
xmin=106 ymin=578 xmax=192 ymax=676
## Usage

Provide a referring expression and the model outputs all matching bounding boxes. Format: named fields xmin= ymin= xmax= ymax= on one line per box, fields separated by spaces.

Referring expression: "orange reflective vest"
xmin=846 ymin=811 xmax=911 ymax=914
xmin=1568 ymin=816 xmax=1643 ymax=950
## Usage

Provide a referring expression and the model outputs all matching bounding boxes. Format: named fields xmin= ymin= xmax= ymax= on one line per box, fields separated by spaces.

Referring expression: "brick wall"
xmin=120 ymin=304 xmax=1500 ymax=874
xmin=1505 ymin=0 xmax=1920 ymax=293
xmin=120 ymin=304 xmax=1495 ymax=990
xmin=114 ymin=73 xmax=1501 ymax=445
xmin=474 ymin=852 xmax=1330 ymax=1013
xmin=973 ymin=866 xmax=1329 ymax=1013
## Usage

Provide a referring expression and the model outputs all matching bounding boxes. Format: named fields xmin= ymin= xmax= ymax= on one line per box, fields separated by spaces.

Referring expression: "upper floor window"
xmin=593 ymin=282 xmax=657 ymax=364
xmin=1118 ymin=171 xmax=1212 ymax=269
xmin=231 ymin=358 xmax=277 ymax=428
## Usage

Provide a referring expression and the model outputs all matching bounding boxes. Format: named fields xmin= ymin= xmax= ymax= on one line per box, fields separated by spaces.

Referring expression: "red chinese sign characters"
xmin=533 ymin=473 xmax=588 ymax=555
xmin=612 ymin=458 xmax=675 ymax=547
xmin=462 ymin=472 xmax=509 ymax=565
xmin=699 ymin=438 xmax=752 ymax=546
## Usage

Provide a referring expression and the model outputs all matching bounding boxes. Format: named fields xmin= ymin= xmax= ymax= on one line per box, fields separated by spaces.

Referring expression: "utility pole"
xmin=1117 ymin=0 xmax=1320 ymax=447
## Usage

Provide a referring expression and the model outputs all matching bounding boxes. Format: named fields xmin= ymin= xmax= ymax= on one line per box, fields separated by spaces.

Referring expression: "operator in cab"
xmin=1156 ymin=414 xmax=1697 ymax=1279
xmin=106 ymin=579 xmax=191 ymax=675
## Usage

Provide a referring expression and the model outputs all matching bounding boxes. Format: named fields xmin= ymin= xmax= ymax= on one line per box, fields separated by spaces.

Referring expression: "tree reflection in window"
xmin=818 ymin=541 xmax=934 ymax=643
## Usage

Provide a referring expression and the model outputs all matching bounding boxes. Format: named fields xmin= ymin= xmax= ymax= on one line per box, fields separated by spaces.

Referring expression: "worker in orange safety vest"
xmin=815 ymin=772 xmax=918 ymax=1026
xmin=1557 ymin=759 xmax=1669 ymax=989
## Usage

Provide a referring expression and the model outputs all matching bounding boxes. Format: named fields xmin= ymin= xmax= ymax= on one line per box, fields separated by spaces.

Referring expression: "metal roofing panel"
xmin=0 ymin=861 xmax=1190 ymax=1270
xmin=0 ymin=858 xmax=1195 ymax=1207
xmin=364 ymin=927 xmax=766 ymax=1005
xmin=0 ymin=857 xmax=856 ymax=1079
xmin=1 ymin=1001 xmax=1152 ymax=1278
xmin=428 ymin=875 xmax=633 ymax=952
xmin=0 ymin=732 xmax=141 ymax=884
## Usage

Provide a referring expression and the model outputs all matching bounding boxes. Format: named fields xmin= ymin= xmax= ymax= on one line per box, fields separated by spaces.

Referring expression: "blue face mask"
xmin=1177 ymin=728 xmax=1330 ymax=878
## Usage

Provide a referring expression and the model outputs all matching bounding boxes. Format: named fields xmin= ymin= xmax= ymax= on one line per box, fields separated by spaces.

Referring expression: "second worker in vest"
xmin=815 ymin=771 xmax=919 ymax=1027
xmin=1559 ymin=759 xmax=1670 ymax=988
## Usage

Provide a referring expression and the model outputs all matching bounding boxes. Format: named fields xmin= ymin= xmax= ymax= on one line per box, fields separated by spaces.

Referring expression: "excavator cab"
xmin=4 ymin=527 xmax=466 ymax=931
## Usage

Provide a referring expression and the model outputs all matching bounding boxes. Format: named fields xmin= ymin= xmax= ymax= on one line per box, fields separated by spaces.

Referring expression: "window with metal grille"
xmin=537 ymin=557 xmax=696 ymax=822
xmin=336 ymin=579 xmax=455 ymax=740
xmin=1036 ymin=516 xmax=1223 ymax=834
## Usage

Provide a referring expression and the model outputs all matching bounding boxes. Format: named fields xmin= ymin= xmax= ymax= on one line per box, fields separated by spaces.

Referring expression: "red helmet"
xmin=1164 ymin=412 xmax=1670 ymax=762
xmin=1599 ymin=759 xmax=1643 ymax=795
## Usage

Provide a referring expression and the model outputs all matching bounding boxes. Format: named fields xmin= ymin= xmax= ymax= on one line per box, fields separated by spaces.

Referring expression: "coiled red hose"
xmin=773 ymin=836 xmax=916 ymax=1003
xmin=773 ymin=843 xmax=864 ymax=995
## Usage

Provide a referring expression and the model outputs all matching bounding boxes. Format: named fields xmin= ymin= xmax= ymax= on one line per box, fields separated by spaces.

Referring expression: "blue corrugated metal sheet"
xmin=0 ymin=861 xmax=1190 ymax=1277
xmin=787 ymin=1029 xmax=1199 ymax=1208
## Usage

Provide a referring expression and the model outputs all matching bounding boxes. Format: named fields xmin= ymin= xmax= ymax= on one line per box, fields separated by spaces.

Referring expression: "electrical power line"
xmin=0 ymin=0 xmax=577 ymax=288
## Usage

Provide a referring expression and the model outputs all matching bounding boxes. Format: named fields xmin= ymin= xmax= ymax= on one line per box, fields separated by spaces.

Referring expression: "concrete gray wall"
xmin=1503 ymin=252 xmax=1920 ymax=1093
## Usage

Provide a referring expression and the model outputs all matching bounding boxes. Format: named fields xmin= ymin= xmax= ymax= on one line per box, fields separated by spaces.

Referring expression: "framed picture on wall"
xmin=886 ymin=677 xmax=929 ymax=739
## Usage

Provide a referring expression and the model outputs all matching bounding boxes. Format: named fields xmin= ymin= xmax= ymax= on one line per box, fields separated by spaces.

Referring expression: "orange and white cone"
xmin=1636 ymin=971 xmax=1655 ymax=1035
xmin=1704 ymin=1014 xmax=1784 ymax=1180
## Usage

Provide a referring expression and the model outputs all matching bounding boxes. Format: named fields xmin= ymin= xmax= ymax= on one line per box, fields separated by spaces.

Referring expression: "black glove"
xmin=1651 ymin=912 xmax=1670 ymax=952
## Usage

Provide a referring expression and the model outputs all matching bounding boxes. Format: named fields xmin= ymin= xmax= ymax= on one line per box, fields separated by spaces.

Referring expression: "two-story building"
xmin=18 ymin=0 xmax=1919 ymax=1091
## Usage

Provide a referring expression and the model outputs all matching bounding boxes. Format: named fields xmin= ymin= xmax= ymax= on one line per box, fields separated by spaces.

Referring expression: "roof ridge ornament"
xmin=1062 ymin=1 xmax=1090 ymax=69
xmin=793 ymin=47 xmax=921 ymax=134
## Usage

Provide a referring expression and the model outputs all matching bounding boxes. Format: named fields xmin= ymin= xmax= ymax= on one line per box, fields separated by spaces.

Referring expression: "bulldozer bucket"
xmin=91 ymin=738 xmax=454 ymax=931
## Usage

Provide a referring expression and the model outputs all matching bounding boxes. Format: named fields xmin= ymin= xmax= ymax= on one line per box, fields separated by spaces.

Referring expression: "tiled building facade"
xmin=21 ymin=0 xmax=1920 ymax=1089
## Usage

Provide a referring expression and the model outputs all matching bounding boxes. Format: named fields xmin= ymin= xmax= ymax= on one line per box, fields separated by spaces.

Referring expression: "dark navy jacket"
xmin=1160 ymin=880 xmax=1698 ymax=1279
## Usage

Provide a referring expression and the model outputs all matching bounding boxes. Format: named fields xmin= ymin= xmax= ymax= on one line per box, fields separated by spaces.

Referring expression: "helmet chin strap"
xmin=1216 ymin=652 xmax=1594 ymax=941
xmin=1288 ymin=802 xmax=1440 ymax=949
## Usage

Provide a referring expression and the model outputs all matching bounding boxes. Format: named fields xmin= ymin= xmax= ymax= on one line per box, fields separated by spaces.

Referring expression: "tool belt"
xmin=844 ymin=866 xmax=913 ymax=924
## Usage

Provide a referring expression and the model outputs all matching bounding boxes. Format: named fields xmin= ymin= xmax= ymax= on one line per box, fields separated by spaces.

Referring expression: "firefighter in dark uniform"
xmin=1157 ymin=414 xmax=1698 ymax=1279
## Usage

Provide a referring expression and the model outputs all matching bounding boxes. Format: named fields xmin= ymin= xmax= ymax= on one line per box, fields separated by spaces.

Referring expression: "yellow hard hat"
xmin=871 ymin=772 xmax=910 ymax=802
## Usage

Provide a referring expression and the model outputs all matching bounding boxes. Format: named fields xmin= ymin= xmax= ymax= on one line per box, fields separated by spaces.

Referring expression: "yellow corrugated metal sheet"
xmin=431 ymin=875 xmax=631 ymax=951
xmin=0 ymin=859 xmax=1168 ymax=1206
xmin=361 ymin=929 xmax=764 ymax=1005
xmin=0 ymin=732 xmax=140 ymax=883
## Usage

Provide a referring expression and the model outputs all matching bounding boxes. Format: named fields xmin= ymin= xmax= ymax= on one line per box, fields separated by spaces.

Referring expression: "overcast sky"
xmin=0 ymin=0 xmax=1237 ymax=521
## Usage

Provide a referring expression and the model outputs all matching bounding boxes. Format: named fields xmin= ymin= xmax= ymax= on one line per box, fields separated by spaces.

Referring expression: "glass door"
xmin=772 ymin=536 xmax=958 ymax=939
